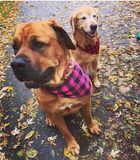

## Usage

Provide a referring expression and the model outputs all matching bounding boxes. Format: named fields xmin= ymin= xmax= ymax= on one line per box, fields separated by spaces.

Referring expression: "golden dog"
xmin=11 ymin=19 xmax=101 ymax=155
xmin=70 ymin=5 xmax=102 ymax=88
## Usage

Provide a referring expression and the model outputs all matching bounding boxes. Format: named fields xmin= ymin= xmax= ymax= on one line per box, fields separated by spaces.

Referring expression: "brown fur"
xmin=11 ymin=19 xmax=101 ymax=155
xmin=70 ymin=5 xmax=102 ymax=88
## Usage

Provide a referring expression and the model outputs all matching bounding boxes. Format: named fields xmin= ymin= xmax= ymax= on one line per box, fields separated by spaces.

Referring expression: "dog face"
xmin=11 ymin=19 xmax=76 ymax=89
xmin=70 ymin=5 xmax=99 ymax=38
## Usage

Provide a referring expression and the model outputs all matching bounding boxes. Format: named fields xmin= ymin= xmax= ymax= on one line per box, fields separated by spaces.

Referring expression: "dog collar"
xmin=76 ymin=38 xmax=100 ymax=55
xmin=41 ymin=60 xmax=92 ymax=98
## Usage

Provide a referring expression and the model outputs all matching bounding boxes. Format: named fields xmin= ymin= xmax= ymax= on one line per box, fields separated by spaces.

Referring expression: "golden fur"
xmin=70 ymin=5 xmax=102 ymax=88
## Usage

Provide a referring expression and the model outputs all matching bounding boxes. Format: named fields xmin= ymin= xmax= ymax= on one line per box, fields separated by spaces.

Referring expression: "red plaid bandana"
xmin=76 ymin=38 xmax=100 ymax=55
xmin=41 ymin=60 xmax=92 ymax=98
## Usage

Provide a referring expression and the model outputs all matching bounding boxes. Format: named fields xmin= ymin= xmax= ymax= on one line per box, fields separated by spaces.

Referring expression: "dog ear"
xmin=69 ymin=12 xmax=77 ymax=34
xmin=14 ymin=23 xmax=24 ymax=34
xmin=48 ymin=19 xmax=76 ymax=50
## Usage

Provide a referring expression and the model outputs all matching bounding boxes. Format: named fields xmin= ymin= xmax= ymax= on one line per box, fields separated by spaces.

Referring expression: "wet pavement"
xmin=1 ymin=1 xmax=140 ymax=160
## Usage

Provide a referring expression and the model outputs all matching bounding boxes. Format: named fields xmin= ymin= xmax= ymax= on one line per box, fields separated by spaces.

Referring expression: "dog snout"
xmin=90 ymin=24 xmax=97 ymax=31
xmin=11 ymin=58 xmax=28 ymax=71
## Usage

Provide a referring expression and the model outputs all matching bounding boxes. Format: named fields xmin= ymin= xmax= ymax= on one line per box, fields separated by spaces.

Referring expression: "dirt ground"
xmin=0 ymin=1 xmax=140 ymax=160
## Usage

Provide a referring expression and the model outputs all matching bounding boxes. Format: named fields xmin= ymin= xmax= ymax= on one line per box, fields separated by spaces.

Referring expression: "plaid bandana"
xmin=76 ymin=38 xmax=100 ymax=55
xmin=41 ymin=60 xmax=92 ymax=98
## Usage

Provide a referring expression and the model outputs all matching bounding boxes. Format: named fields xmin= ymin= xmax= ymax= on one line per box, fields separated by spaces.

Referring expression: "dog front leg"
xmin=82 ymin=100 xmax=101 ymax=135
xmin=92 ymin=59 xmax=101 ymax=88
xmin=52 ymin=116 xmax=80 ymax=155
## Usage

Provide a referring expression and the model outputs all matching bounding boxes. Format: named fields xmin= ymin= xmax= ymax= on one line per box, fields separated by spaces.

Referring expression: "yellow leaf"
xmin=0 ymin=137 xmax=8 ymax=146
xmin=108 ymin=76 xmax=117 ymax=82
xmin=24 ymin=131 xmax=34 ymax=140
xmin=97 ymin=99 xmax=101 ymax=104
xmin=130 ymin=30 xmax=134 ymax=34
xmin=4 ymin=122 xmax=10 ymax=127
xmin=18 ymin=121 xmax=21 ymax=128
xmin=7 ymin=86 xmax=13 ymax=92
xmin=17 ymin=119 xmax=21 ymax=128
xmin=125 ymin=101 xmax=131 ymax=108
xmin=84 ymin=130 xmax=91 ymax=137
xmin=123 ymin=16 xmax=128 ymax=20
xmin=113 ymin=103 xmax=119 ymax=111
xmin=126 ymin=101 xmax=131 ymax=106
xmin=119 ymin=99 xmax=123 ymax=104
xmin=64 ymin=146 xmax=73 ymax=157
xmin=50 ymin=140 xmax=57 ymax=146
xmin=35 ymin=133 xmax=40 ymax=139
xmin=22 ymin=125 xmax=28 ymax=130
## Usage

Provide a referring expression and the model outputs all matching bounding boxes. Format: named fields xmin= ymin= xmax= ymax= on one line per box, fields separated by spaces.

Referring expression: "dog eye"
xmin=93 ymin=15 xmax=96 ymax=18
xmin=81 ymin=17 xmax=86 ymax=20
xmin=36 ymin=42 xmax=43 ymax=47
xmin=35 ymin=42 xmax=46 ymax=49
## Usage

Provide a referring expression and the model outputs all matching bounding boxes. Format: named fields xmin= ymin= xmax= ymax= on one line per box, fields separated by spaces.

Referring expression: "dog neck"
xmin=76 ymin=38 xmax=100 ymax=55
xmin=62 ymin=58 xmax=74 ymax=79
xmin=73 ymin=29 xmax=98 ymax=48
xmin=46 ymin=53 xmax=74 ymax=87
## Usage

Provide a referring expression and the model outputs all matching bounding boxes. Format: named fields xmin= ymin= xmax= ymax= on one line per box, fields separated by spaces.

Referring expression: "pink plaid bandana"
xmin=76 ymin=38 xmax=100 ymax=55
xmin=41 ymin=60 xmax=92 ymax=98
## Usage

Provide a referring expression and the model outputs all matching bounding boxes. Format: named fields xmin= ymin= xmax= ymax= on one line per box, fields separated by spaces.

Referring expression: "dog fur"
xmin=11 ymin=19 xmax=101 ymax=155
xmin=70 ymin=5 xmax=102 ymax=88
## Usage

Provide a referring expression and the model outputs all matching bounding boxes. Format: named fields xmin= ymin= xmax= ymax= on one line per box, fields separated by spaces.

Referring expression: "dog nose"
xmin=11 ymin=58 xmax=27 ymax=70
xmin=90 ymin=24 xmax=97 ymax=31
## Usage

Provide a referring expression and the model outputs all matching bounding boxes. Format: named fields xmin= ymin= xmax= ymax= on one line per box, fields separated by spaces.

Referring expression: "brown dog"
xmin=70 ymin=5 xmax=101 ymax=88
xmin=11 ymin=19 xmax=101 ymax=155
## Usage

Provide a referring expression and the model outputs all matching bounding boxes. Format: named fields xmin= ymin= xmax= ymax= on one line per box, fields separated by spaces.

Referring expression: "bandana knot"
xmin=76 ymin=38 xmax=100 ymax=54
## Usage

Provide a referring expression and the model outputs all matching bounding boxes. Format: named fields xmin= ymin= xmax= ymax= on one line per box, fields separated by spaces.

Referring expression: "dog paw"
xmin=94 ymin=80 xmax=101 ymax=88
xmin=67 ymin=140 xmax=80 ymax=155
xmin=46 ymin=117 xmax=55 ymax=127
xmin=89 ymin=124 xmax=101 ymax=135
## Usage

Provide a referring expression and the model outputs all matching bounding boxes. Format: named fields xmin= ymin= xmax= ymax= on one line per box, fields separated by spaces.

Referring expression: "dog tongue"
xmin=88 ymin=33 xmax=95 ymax=37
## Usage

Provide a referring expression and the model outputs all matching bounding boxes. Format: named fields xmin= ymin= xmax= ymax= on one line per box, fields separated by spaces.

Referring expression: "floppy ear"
xmin=69 ymin=12 xmax=77 ymax=34
xmin=48 ymin=18 xmax=76 ymax=50
xmin=13 ymin=23 xmax=24 ymax=36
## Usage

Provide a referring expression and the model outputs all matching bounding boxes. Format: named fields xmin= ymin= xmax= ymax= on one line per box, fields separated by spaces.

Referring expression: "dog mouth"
xmin=24 ymin=80 xmax=41 ymax=89
xmin=81 ymin=28 xmax=96 ymax=38
xmin=23 ymin=67 xmax=54 ymax=89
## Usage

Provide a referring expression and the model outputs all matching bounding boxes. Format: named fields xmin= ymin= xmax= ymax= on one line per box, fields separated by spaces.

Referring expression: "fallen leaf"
xmin=28 ymin=141 xmax=34 ymax=146
xmin=4 ymin=122 xmax=10 ymax=127
xmin=11 ymin=128 xmax=20 ymax=136
xmin=97 ymin=147 xmax=104 ymax=154
xmin=119 ymin=86 xmax=130 ymax=93
xmin=47 ymin=135 xmax=57 ymax=146
xmin=64 ymin=146 xmax=73 ymax=158
xmin=26 ymin=148 xmax=38 ymax=158
xmin=24 ymin=131 xmax=34 ymax=140
xmin=81 ymin=123 xmax=91 ymax=137
xmin=7 ymin=86 xmax=13 ymax=92
xmin=133 ymin=144 xmax=140 ymax=153
xmin=110 ymin=149 xmax=120 ymax=158
xmin=27 ymin=118 xmax=35 ymax=125
xmin=0 ymin=152 xmax=5 ymax=160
